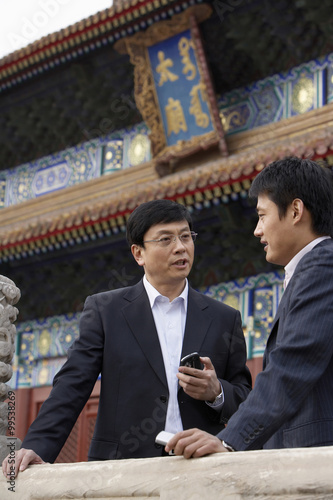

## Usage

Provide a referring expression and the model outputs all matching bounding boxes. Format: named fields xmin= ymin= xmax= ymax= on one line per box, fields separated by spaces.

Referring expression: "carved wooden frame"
xmin=115 ymin=5 xmax=228 ymax=174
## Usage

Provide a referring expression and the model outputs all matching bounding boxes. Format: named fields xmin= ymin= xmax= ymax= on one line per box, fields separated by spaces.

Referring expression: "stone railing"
xmin=1 ymin=446 xmax=333 ymax=499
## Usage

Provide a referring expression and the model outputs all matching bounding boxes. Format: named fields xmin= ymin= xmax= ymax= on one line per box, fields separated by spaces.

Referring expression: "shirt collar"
xmin=284 ymin=236 xmax=331 ymax=288
xmin=143 ymin=274 xmax=188 ymax=309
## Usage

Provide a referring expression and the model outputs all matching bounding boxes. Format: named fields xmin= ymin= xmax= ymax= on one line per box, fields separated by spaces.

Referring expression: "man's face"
xmin=131 ymin=220 xmax=194 ymax=291
xmin=254 ymin=194 xmax=299 ymax=267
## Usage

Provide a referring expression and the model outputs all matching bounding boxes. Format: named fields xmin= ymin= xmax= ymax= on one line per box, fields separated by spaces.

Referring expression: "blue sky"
xmin=0 ymin=0 xmax=113 ymax=59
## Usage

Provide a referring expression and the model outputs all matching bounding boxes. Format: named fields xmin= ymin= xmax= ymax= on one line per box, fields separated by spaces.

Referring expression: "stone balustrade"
xmin=1 ymin=446 xmax=333 ymax=499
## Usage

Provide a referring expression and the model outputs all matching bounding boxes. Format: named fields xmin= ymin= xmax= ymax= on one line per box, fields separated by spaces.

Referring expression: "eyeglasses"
xmin=143 ymin=231 xmax=198 ymax=247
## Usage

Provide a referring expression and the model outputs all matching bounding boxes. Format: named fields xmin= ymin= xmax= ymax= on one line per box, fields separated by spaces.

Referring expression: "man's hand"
xmin=165 ymin=428 xmax=228 ymax=458
xmin=177 ymin=356 xmax=221 ymax=402
xmin=2 ymin=448 xmax=46 ymax=478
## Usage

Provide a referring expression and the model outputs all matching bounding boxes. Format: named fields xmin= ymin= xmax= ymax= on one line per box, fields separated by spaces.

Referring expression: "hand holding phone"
xmin=178 ymin=354 xmax=221 ymax=402
xmin=180 ymin=352 xmax=203 ymax=370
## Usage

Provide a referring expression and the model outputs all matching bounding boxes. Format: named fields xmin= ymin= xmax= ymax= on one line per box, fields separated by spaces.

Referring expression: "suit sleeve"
xmin=218 ymin=251 xmax=333 ymax=450
xmin=21 ymin=295 xmax=104 ymax=462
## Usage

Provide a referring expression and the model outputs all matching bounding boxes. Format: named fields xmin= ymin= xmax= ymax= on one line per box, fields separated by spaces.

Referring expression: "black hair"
xmin=126 ymin=199 xmax=193 ymax=246
xmin=249 ymin=156 xmax=333 ymax=236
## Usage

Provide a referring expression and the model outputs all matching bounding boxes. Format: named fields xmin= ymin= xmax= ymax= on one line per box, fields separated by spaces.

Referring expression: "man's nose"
xmin=253 ymin=222 xmax=262 ymax=237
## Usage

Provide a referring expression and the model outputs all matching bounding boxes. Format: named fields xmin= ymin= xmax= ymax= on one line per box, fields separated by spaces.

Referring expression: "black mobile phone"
xmin=180 ymin=352 xmax=203 ymax=370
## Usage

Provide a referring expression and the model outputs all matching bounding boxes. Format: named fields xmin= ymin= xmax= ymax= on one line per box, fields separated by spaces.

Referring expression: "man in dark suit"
xmin=3 ymin=199 xmax=251 ymax=476
xmin=165 ymin=157 xmax=333 ymax=456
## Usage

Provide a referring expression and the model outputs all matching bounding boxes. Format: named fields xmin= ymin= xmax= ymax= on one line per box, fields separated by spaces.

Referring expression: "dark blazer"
xmin=22 ymin=280 xmax=251 ymax=462
xmin=219 ymin=238 xmax=333 ymax=450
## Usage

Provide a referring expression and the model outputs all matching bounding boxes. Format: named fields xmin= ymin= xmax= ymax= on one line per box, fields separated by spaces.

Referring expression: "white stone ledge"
xmin=1 ymin=446 xmax=333 ymax=499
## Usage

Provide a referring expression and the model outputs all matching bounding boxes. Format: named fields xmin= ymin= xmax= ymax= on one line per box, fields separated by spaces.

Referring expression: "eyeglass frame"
xmin=143 ymin=231 xmax=198 ymax=247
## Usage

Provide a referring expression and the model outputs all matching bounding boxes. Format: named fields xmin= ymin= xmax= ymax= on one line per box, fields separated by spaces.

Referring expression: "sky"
xmin=0 ymin=0 xmax=113 ymax=59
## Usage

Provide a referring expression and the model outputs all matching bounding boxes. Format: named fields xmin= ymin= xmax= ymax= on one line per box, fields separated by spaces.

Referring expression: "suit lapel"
xmin=181 ymin=287 xmax=212 ymax=359
xmin=264 ymin=281 xmax=291 ymax=366
xmin=122 ymin=281 xmax=168 ymax=388
xmin=121 ymin=283 xmax=212 ymax=389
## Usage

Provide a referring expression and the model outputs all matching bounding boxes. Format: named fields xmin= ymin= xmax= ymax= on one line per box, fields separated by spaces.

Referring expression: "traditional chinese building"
xmin=1 ymin=0 xmax=333 ymax=462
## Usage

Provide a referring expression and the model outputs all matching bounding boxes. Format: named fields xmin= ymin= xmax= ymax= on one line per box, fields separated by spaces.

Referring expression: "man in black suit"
xmin=3 ymin=199 xmax=251 ymax=476
xmin=165 ymin=157 xmax=333 ymax=457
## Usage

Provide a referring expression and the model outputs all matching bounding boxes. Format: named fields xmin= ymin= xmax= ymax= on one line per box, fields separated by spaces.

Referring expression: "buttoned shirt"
xmin=143 ymin=275 xmax=188 ymax=433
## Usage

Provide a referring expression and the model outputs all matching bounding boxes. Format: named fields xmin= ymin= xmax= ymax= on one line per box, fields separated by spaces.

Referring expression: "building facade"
xmin=1 ymin=0 xmax=333 ymax=462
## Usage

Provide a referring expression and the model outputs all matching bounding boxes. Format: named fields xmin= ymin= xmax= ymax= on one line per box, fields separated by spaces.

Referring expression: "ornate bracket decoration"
xmin=115 ymin=4 xmax=228 ymax=176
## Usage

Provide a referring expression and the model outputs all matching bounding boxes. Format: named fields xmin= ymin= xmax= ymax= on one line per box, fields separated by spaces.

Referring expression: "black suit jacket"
xmin=219 ymin=238 xmax=333 ymax=450
xmin=22 ymin=280 xmax=251 ymax=461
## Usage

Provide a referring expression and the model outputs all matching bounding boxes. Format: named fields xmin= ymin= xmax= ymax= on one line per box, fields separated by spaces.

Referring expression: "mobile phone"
xmin=155 ymin=430 xmax=175 ymax=446
xmin=180 ymin=352 xmax=203 ymax=370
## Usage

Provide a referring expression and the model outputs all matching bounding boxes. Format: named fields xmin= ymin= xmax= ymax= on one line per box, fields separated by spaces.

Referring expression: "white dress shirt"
xmin=143 ymin=275 xmax=188 ymax=433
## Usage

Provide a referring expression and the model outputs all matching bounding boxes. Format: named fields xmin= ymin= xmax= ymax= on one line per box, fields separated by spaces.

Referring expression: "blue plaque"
xmin=148 ymin=29 xmax=214 ymax=146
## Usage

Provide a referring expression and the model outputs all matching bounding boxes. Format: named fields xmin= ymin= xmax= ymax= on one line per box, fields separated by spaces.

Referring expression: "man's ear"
xmin=291 ymin=198 xmax=305 ymax=223
xmin=131 ymin=244 xmax=145 ymax=266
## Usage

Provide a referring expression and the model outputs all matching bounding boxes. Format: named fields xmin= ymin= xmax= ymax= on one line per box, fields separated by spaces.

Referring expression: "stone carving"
xmin=0 ymin=275 xmax=21 ymax=463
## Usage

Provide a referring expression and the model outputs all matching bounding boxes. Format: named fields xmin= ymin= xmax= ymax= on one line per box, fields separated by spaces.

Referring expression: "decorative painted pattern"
xmin=11 ymin=313 xmax=80 ymax=388
xmin=202 ymin=270 xmax=284 ymax=358
xmin=123 ymin=124 xmax=152 ymax=168
xmin=32 ymin=161 xmax=71 ymax=197
xmin=100 ymin=140 xmax=124 ymax=174
xmin=219 ymin=53 xmax=333 ymax=134
xmin=0 ymin=176 xmax=5 ymax=208
xmin=328 ymin=65 xmax=333 ymax=104
xmin=3 ymin=123 xmax=150 ymax=207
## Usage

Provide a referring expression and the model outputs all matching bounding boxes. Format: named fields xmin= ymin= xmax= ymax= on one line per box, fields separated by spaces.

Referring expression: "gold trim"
xmin=292 ymin=76 xmax=315 ymax=115
xmin=155 ymin=130 xmax=217 ymax=159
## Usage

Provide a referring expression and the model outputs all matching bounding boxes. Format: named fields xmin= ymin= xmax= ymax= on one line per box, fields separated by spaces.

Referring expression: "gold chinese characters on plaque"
xmin=115 ymin=5 xmax=228 ymax=175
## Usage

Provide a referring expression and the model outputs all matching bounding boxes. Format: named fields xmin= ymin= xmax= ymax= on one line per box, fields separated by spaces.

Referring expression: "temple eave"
xmin=0 ymin=0 xmax=199 ymax=92
xmin=1 ymin=104 xmax=333 ymax=259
